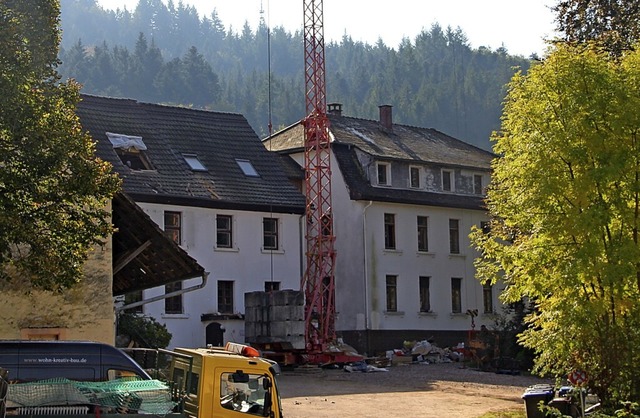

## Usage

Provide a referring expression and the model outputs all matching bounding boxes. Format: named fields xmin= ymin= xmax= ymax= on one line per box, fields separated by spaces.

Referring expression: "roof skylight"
xmin=236 ymin=159 xmax=259 ymax=177
xmin=183 ymin=154 xmax=207 ymax=171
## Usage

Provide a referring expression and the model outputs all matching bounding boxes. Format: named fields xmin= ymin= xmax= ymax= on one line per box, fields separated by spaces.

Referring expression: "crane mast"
xmin=302 ymin=0 xmax=336 ymax=354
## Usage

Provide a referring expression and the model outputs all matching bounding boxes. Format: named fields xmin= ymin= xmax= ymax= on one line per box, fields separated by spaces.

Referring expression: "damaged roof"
xmin=77 ymin=95 xmax=306 ymax=214
xmin=266 ymin=113 xmax=494 ymax=169
xmin=265 ymin=111 xmax=495 ymax=210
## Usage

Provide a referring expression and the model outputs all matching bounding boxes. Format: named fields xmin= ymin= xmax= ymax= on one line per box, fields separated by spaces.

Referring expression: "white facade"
xmin=290 ymin=149 xmax=499 ymax=339
xmin=138 ymin=202 xmax=304 ymax=349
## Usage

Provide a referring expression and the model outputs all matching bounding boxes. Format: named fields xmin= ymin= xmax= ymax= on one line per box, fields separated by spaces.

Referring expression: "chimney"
xmin=328 ymin=103 xmax=342 ymax=116
xmin=379 ymin=104 xmax=393 ymax=133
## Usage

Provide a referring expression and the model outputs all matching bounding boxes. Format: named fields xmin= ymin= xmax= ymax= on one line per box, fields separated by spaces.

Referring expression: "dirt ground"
xmin=276 ymin=361 xmax=553 ymax=418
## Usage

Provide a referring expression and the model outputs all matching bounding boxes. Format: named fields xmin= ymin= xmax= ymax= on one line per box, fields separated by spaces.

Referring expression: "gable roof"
xmin=77 ymin=95 xmax=305 ymax=214
xmin=265 ymin=111 xmax=494 ymax=210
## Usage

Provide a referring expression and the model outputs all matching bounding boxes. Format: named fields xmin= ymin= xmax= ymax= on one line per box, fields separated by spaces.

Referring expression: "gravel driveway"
xmin=277 ymin=361 xmax=553 ymax=418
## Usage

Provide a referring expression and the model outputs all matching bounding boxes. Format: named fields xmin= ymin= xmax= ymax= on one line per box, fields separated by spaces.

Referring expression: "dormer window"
xmin=377 ymin=162 xmax=390 ymax=186
xmin=183 ymin=154 xmax=207 ymax=171
xmin=409 ymin=166 xmax=421 ymax=189
xmin=442 ymin=169 xmax=453 ymax=192
xmin=236 ymin=159 xmax=259 ymax=177
xmin=473 ymin=174 xmax=483 ymax=195
xmin=106 ymin=132 xmax=153 ymax=171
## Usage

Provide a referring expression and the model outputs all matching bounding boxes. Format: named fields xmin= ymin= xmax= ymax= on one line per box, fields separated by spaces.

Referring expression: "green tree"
xmin=0 ymin=0 xmax=120 ymax=291
xmin=471 ymin=43 xmax=640 ymax=410
xmin=552 ymin=0 xmax=640 ymax=56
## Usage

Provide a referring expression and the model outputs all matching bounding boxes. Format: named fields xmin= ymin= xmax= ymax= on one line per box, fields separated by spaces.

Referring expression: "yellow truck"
xmin=165 ymin=342 xmax=282 ymax=418
xmin=0 ymin=340 xmax=283 ymax=418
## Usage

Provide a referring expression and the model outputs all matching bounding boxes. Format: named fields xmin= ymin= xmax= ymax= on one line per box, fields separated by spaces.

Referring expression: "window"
xmin=321 ymin=213 xmax=332 ymax=236
xmin=386 ymin=275 xmax=397 ymax=312
xmin=220 ymin=372 xmax=271 ymax=413
xmin=264 ymin=281 xmax=280 ymax=292
xmin=165 ymin=281 xmax=183 ymax=314
xmin=183 ymin=154 xmax=207 ymax=171
xmin=236 ymin=159 xmax=259 ymax=177
xmin=417 ymin=216 xmax=429 ymax=252
xmin=106 ymin=132 xmax=153 ymax=171
xmin=449 ymin=219 xmax=460 ymax=254
xmin=474 ymin=174 xmax=483 ymax=195
xmin=409 ymin=166 xmax=420 ymax=188
xmin=124 ymin=291 xmax=143 ymax=313
xmin=216 ymin=215 xmax=233 ymax=248
xmin=483 ymin=283 xmax=494 ymax=314
xmin=115 ymin=148 xmax=154 ymax=170
xmin=263 ymin=217 xmax=279 ymax=250
xmin=164 ymin=211 xmax=181 ymax=245
xmin=451 ymin=278 xmax=462 ymax=313
xmin=377 ymin=162 xmax=389 ymax=185
xmin=442 ymin=169 xmax=453 ymax=191
xmin=419 ymin=276 xmax=431 ymax=313
xmin=384 ymin=213 xmax=396 ymax=250
xmin=218 ymin=281 xmax=234 ymax=313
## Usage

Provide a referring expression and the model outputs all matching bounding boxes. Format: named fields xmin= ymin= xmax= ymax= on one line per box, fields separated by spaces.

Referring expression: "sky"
xmin=95 ymin=0 xmax=559 ymax=57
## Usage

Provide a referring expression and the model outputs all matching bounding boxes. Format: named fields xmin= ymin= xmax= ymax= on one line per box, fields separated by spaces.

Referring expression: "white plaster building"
xmin=265 ymin=104 xmax=498 ymax=355
xmin=77 ymin=95 xmax=306 ymax=349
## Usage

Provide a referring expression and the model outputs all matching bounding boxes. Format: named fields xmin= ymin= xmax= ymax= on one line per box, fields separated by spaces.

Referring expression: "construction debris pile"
xmin=344 ymin=340 xmax=464 ymax=373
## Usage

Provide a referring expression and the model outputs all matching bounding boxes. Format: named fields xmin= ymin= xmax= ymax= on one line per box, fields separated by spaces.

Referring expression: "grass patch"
xmin=477 ymin=409 xmax=525 ymax=418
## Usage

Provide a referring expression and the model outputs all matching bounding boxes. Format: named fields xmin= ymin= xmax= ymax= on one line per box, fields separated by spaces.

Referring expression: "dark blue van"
xmin=0 ymin=340 xmax=151 ymax=383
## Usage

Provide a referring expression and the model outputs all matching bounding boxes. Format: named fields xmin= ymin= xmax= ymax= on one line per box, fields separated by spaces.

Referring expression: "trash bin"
xmin=522 ymin=384 xmax=555 ymax=418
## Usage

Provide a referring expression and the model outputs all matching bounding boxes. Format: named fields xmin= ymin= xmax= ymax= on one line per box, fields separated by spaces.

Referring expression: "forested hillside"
xmin=59 ymin=0 xmax=533 ymax=149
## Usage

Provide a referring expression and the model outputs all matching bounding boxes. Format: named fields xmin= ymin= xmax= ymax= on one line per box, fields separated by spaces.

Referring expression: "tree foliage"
xmin=0 ymin=0 xmax=120 ymax=291
xmin=471 ymin=43 xmax=640 ymax=410
xmin=552 ymin=0 xmax=640 ymax=56
xmin=57 ymin=0 xmax=532 ymax=150
xmin=116 ymin=311 xmax=171 ymax=349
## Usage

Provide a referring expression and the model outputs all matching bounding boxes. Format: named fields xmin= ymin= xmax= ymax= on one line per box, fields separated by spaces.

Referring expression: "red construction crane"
xmin=301 ymin=0 xmax=336 ymax=356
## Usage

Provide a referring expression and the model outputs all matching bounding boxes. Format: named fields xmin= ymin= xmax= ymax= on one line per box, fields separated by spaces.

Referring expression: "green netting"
xmin=7 ymin=378 xmax=176 ymax=415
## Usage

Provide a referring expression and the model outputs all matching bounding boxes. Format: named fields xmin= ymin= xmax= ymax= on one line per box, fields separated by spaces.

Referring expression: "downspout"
xmin=299 ymin=213 xmax=305 ymax=281
xmin=116 ymin=272 xmax=209 ymax=312
xmin=362 ymin=201 xmax=373 ymax=330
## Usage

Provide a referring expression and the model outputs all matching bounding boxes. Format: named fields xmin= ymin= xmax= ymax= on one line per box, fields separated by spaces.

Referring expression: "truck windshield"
xmin=220 ymin=372 xmax=272 ymax=416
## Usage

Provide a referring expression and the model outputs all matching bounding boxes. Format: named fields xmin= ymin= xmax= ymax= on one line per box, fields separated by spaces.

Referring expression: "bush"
xmin=116 ymin=312 xmax=172 ymax=348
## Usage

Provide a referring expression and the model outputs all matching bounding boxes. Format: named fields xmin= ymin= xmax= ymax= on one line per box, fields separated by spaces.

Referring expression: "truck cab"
xmin=167 ymin=343 xmax=282 ymax=418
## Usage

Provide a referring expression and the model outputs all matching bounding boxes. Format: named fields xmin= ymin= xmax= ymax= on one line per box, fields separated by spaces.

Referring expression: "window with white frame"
xmin=386 ymin=275 xmax=398 ymax=312
xmin=442 ymin=169 xmax=453 ymax=191
xmin=263 ymin=217 xmax=279 ymax=250
xmin=216 ymin=215 xmax=232 ymax=248
xmin=409 ymin=166 xmax=421 ymax=188
xmin=419 ymin=276 xmax=431 ymax=313
xmin=165 ymin=281 xmax=183 ymax=314
xmin=384 ymin=213 xmax=396 ymax=250
xmin=483 ymin=283 xmax=494 ymax=314
xmin=163 ymin=211 xmax=181 ymax=245
xmin=417 ymin=216 xmax=429 ymax=252
xmin=474 ymin=174 xmax=483 ymax=195
xmin=449 ymin=218 xmax=460 ymax=254
xmin=217 ymin=280 xmax=234 ymax=313
xmin=451 ymin=277 xmax=462 ymax=313
xmin=377 ymin=162 xmax=390 ymax=186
